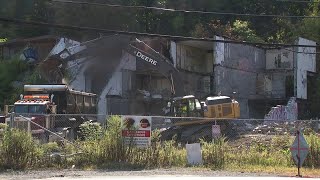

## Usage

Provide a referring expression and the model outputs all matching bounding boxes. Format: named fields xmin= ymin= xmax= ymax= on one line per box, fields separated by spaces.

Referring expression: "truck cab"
xmin=13 ymin=94 xmax=56 ymax=114
xmin=3 ymin=84 xmax=97 ymax=143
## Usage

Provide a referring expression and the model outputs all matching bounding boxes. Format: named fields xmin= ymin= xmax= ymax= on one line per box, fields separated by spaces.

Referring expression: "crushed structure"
xmin=2 ymin=34 xmax=316 ymax=120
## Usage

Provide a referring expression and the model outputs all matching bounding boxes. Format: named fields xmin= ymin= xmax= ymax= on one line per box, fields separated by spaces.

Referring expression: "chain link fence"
xmin=2 ymin=113 xmax=106 ymax=143
xmin=2 ymin=113 xmax=320 ymax=168
xmin=3 ymin=113 xmax=320 ymax=143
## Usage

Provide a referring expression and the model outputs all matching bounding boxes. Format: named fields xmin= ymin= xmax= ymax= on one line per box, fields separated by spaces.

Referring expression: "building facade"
xmin=43 ymin=35 xmax=316 ymax=119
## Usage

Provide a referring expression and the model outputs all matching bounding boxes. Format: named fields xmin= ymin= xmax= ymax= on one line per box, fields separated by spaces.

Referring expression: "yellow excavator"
xmin=125 ymin=38 xmax=241 ymax=143
xmin=161 ymin=94 xmax=240 ymax=143
xmin=35 ymin=35 xmax=240 ymax=143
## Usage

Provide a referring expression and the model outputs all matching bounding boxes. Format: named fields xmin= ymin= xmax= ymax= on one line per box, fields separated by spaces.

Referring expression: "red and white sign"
xmin=122 ymin=130 xmax=151 ymax=137
xmin=121 ymin=116 xmax=152 ymax=148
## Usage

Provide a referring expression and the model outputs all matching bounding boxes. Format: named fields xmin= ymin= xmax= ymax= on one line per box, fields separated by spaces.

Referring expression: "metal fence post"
xmin=9 ymin=112 xmax=15 ymax=129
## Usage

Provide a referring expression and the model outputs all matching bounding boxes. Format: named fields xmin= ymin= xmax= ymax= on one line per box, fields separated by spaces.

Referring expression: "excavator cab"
xmin=165 ymin=95 xmax=203 ymax=117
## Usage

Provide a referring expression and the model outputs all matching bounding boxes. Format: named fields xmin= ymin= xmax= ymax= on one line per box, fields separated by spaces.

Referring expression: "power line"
xmin=52 ymin=0 xmax=320 ymax=19
xmin=0 ymin=16 xmax=319 ymax=48
xmin=276 ymin=0 xmax=320 ymax=3
xmin=284 ymin=48 xmax=320 ymax=54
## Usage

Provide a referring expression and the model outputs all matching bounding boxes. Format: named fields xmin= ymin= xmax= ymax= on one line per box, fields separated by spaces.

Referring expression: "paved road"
xmin=33 ymin=176 xmax=319 ymax=180
xmin=0 ymin=169 xmax=318 ymax=180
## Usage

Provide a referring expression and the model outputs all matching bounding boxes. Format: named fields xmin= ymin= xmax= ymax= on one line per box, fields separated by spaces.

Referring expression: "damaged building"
xmin=40 ymin=35 xmax=317 ymax=119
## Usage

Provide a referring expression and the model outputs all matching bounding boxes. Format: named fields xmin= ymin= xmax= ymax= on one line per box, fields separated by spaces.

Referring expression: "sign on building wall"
xmin=296 ymin=38 xmax=316 ymax=99
xmin=121 ymin=116 xmax=152 ymax=148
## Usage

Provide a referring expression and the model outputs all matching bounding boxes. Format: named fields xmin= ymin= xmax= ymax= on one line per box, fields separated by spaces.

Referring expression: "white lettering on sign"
xmin=135 ymin=51 xmax=158 ymax=66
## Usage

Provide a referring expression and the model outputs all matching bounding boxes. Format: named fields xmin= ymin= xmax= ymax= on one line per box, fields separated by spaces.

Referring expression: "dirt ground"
xmin=0 ymin=168 xmax=276 ymax=180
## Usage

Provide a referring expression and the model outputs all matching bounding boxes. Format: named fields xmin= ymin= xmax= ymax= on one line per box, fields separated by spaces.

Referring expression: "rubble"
xmin=264 ymin=97 xmax=298 ymax=121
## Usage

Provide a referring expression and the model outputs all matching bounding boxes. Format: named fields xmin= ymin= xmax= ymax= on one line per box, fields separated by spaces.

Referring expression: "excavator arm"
xmin=40 ymin=36 xmax=185 ymax=97
xmin=126 ymin=40 xmax=185 ymax=97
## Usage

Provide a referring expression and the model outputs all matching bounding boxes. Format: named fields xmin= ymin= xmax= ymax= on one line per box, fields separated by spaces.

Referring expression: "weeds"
xmin=305 ymin=132 xmax=320 ymax=167
xmin=201 ymin=137 xmax=227 ymax=169
xmin=1 ymin=116 xmax=320 ymax=172
xmin=0 ymin=129 xmax=41 ymax=169
xmin=74 ymin=116 xmax=186 ymax=168
xmin=78 ymin=121 xmax=103 ymax=141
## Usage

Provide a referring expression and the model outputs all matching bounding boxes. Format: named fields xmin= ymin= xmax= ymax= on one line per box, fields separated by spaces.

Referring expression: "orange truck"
xmin=4 ymin=84 xmax=97 ymax=142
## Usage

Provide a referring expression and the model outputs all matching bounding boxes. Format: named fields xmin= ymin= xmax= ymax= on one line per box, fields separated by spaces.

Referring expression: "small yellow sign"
xmin=0 ymin=38 xmax=8 ymax=43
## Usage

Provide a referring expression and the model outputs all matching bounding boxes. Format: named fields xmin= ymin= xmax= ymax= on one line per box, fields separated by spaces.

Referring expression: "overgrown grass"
xmin=201 ymin=137 xmax=227 ymax=169
xmin=74 ymin=116 xmax=187 ymax=168
xmin=0 ymin=116 xmax=320 ymax=175
xmin=227 ymin=135 xmax=294 ymax=168
xmin=0 ymin=129 xmax=42 ymax=169
xmin=305 ymin=132 xmax=320 ymax=167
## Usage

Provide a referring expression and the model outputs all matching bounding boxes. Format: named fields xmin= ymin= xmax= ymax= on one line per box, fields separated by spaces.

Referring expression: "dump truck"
xmin=37 ymin=36 xmax=240 ymax=143
xmin=4 ymin=84 xmax=97 ymax=142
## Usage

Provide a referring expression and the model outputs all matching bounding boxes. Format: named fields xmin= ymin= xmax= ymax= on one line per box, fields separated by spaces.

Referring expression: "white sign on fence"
xmin=186 ymin=143 xmax=203 ymax=165
xmin=121 ymin=116 xmax=152 ymax=148
xmin=212 ymin=125 xmax=221 ymax=138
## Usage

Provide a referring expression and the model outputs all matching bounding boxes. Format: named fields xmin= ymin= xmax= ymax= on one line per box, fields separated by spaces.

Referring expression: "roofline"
xmin=0 ymin=35 xmax=59 ymax=46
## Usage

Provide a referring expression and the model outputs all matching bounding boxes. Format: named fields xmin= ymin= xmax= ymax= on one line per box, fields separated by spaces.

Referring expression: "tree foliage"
xmin=0 ymin=0 xmax=317 ymax=43
xmin=0 ymin=58 xmax=28 ymax=108
xmin=0 ymin=57 xmax=47 ymax=110
xmin=1 ymin=0 xmax=320 ymax=118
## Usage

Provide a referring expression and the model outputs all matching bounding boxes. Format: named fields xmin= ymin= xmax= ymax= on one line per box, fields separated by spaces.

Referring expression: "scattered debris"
xmin=264 ymin=97 xmax=298 ymax=121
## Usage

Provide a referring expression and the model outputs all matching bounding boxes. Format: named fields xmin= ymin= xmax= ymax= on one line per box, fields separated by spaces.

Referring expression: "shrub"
xmin=305 ymin=132 xmax=320 ymax=167
xmin=74 ymin=116 xmax=126 ymax=166
xmin=74 ymin=116 xmax=187 ymax=168
xmin=0 ymin=129 xmax=41 ymax=169
xmin=0 ymin=123 xmax=7 ymax=139
xmin=78 ymin=121 xmax=103 ymax=141
xmin=201 ymin=137 xmax=227 ymax=169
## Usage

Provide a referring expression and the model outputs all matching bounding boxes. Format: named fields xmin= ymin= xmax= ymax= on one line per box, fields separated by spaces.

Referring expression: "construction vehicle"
xmin=125 ymin=38 xmax=241 ymax=143
xmin=37 ymin=35 xmax=240 ymax=143
xmin=160 ymin=94 xmax=240 ymax=143
xmin=4 ymin=84 xmax=97 ymax=142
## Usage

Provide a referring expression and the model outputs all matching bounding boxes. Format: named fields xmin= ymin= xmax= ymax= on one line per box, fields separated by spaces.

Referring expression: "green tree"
xmin=232 ymin=20 xmax=264 ymax=43
xmin=0 ymin=0 xmax=51 ymax=39
xmin=0 ymin=58 xmax=28 ymax=108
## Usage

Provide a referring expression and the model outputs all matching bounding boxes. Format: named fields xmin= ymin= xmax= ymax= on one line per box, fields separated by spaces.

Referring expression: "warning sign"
xmin=290 ymin=130 xmax=309 ymax=168
xmin=121 ymin=116 xmax=152 ymax=148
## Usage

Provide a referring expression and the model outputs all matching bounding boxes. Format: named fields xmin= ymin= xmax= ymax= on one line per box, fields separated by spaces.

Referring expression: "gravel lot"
xmin=0 ymin=168 xmax=275 ymax=180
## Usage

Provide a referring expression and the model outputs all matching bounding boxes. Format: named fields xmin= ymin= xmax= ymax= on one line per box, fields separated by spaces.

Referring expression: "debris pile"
xmin=252 ymin=122 xmax=295 ymax=135
xmin=264 ymin=97 xmax=298 ymax=121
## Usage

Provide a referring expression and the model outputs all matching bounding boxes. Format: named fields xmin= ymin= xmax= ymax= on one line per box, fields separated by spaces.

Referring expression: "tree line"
xmin=0 ymin=0 xmax=319 ymax=43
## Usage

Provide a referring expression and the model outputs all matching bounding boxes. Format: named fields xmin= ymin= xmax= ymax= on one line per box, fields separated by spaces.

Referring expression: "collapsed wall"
xmin=264 ymin=97 xmax=298 ymax=120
